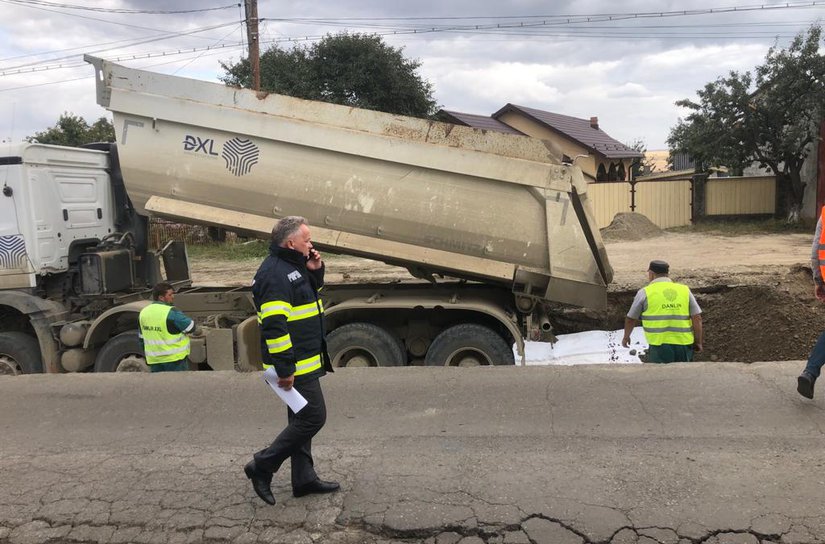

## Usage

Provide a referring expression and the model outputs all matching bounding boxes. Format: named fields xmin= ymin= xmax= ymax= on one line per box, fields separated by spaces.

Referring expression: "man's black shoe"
xmin=798 ymin=372 xmax=816 ymax=399
xmin=293 ymin=479 xmax=340 ymax=498
xmin=244 ymin=461 xmax=275 ymax=505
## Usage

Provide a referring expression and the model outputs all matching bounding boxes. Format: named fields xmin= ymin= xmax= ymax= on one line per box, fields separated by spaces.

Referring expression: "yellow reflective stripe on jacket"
xmin=288 ymin=301 xmax=322 ymax=322
xmin=294 ymin=354 xmax=322 ymax=375
xmin=262 ymin=353 xmax=322 ymax=374
xmin=259 ymin=300 xmax=292 ymax=320
xmin=139 ymin=303 xmax=191 ymax=364
xmin=641 ymin=281 xmax=693 ymax=346
xmin=266 ymin=334 xmax=292 ymax=354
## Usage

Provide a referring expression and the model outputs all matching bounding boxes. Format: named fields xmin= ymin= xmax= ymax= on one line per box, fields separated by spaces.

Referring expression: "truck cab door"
xmin=0 ymin=164 xmax=36 ymax=288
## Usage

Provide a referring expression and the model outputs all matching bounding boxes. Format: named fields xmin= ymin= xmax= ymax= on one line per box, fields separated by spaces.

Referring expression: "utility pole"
xmin=244 ymin=0 xmax=261 ymax=92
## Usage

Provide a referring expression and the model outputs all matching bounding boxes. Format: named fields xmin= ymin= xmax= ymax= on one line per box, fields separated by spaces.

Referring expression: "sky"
xmin=1 ymin=0 xmax=823 ymax=150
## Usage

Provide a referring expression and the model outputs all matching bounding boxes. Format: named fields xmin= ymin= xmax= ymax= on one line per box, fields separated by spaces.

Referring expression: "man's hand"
xmin=622 ymin=317 xmax=638 ymax=349
xmin=815 ymin=282 xmax=825 ymax=302
xmin=306 ymin=248 xmax=322 ymax=271
xmin=694 ymin=343 xmax=704 ymax=353
xmin=277 ymin=374 xmax=295 ymax=391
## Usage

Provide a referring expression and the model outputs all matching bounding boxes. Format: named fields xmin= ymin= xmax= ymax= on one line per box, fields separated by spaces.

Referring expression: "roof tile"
xmin=439 ymin=110 xmax=525 ymax=135
xmin=492 ymin=104 xmax=644 ymax=159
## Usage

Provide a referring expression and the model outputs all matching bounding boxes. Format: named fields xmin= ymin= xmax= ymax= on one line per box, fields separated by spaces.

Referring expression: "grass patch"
xmin=668 ymin=217 xmax=814 ymax=236
xmin=187 ymin=240 xmax=269 ymax=261
xmin=186 ymin=241 xmax=346 ymax=261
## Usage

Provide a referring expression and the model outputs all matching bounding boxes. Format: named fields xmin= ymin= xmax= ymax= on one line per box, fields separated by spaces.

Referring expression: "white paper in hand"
xmin=263 ymin=367 xmax=308 ymax=413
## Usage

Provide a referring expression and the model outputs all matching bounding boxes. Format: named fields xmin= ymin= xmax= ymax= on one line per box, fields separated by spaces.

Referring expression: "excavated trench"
xmin=549 ymin=265 xmax=825 ymax=363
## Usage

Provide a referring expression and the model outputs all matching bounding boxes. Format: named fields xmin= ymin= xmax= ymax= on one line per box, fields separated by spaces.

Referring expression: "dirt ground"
xmin=189 ymin=229 xmax=822 ymax=363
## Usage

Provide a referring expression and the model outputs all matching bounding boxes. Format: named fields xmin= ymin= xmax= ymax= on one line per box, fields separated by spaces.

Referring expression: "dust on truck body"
xmin=0 ymin=56 xmax=612 ymax=374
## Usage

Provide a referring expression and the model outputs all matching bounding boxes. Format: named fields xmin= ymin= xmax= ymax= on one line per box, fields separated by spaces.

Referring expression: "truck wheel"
xmin=94 ymin=331 xmax=148 ymax=372
xmin=326 ymin=323 xmax=406 ymax=367
xmin=425 ymin=324 xmax=515 ymax=367
xmin=0 ymin=332 xmax=43 ymax=375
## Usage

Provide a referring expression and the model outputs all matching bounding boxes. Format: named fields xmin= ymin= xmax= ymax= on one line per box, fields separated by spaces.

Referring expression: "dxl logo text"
xmin=183 ymin=135 xmax=219 ymax=156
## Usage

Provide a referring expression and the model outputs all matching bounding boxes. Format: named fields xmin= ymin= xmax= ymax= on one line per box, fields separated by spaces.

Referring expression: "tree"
xmin=220 ymin=32 xmax=438 ymax=118
xmin=667 ymin=25 xmax=825 ymax=220
xmin=626 ymin=138 xmax=653 ymax=177
xmin=27 ymin=113 xmax=115 ymax=146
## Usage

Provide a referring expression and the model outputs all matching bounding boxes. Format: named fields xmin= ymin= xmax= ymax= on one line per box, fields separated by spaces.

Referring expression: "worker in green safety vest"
xmin=621 ymin=260 xmax=703 ymax=363
xmin=138 ymin=282 xmax=201 ymax=372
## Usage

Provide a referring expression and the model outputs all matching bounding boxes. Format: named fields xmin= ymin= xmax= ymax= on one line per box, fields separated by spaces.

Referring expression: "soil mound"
xmin=601 ymin=212 xmax=663 ymax=242
xmin=699 ymin=265 xmax=824 ymax=362
xmin=549 ymin=265 xmax=824 ymax=363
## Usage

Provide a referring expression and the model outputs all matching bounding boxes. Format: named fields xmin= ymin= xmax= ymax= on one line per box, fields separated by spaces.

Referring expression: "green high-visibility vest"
xmin=139 ymin=303 xmax=190 ymax=365
xmin=641 ymin=281 xmax=694 ymax=346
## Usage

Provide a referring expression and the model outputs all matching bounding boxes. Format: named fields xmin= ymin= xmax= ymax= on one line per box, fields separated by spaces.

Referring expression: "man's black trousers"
xmin=253 ymin=377 xmax=326 ymax=488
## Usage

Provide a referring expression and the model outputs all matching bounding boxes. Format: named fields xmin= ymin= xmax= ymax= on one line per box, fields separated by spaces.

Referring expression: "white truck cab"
xmin=0 ymin=143 xmax=116 ymax=290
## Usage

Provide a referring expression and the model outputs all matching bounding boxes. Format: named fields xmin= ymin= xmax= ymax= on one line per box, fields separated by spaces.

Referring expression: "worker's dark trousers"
xmin=254 ymin=377 xmax=326 ymax=488
xmin=803 ymin=331 xmax=825 ymax=378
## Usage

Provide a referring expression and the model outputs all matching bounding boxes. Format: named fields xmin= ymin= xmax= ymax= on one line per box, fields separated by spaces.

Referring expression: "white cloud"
xmin=0 ymin=0 xmax=818 ymax=149
xmin=605 ymin=83 xmax=653 ymax=99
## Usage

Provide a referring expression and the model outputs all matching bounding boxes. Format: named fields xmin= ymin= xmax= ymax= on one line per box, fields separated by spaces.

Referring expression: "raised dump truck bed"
xmin=86 ymin=55 xmax=611 ymax=310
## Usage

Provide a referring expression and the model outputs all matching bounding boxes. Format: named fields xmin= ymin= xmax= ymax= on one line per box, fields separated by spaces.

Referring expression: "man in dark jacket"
xmin=244 ymin=216 xmax=338 ymax=505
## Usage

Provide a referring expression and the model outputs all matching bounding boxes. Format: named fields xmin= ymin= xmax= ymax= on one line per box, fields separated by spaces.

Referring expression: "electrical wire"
xmin=0 ymin=21 xmax=242 ymax=74
xmin=2 ymin=1 xmax=824 ymax=84
xmin=172 ymin=24 xmax=243 ymax=75
xmin=0 ymin=0 xmax=239 ymax=14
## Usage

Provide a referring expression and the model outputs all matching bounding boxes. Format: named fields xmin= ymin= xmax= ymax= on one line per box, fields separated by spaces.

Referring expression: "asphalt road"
xmin=1 ymin=362 xmax=824 ymax=544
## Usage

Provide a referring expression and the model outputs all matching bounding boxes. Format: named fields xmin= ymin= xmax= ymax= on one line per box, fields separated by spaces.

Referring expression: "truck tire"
xmin=0 ymin=332 xmax=43 ymax=375
xmin=94 ymin=331 xmax=148 ymax=372
xmin=326 ymin=323 xmax=406 ymax=367
xmin=425 ymin=324 xmax=515 ymax=366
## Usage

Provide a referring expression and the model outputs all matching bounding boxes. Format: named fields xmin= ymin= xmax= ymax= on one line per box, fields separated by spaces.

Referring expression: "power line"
xmin=0 ymin=0 xmax=234 ymax=35
xmin=172 ymin=24 xmax=243 ymax=75
xmin=0 ymin=21 xmax=242 ymax=74
xmin=267 ymin=2 xmax=825 ymax=22
xmin=1 ymin=14 xmax=816 ymax=78
xmin=2 ymin=1 xmax=823 ymax=81
xmin=1 ymin=0 xmax=239 ymax=14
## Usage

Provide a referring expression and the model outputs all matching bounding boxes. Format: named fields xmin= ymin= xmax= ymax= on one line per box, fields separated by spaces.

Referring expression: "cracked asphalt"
xmin=2 ymin=362 xmax=824 ymax=544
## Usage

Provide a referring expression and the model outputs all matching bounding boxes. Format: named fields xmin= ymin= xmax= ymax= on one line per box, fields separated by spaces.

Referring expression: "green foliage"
xmin=626 ymin=138 xmax=651 ymax=177
xmin=187 ymin=240 xmax=344 ymax=262
xmin=186 ymin=240 xmax=269 ymax=261
xmin=27 ymin=113 xmax=115 ymax=146
xmin=667 ymin=25 xmax=825 ymax=220
xmin=220 ymin=32 xmax=438 ymax=118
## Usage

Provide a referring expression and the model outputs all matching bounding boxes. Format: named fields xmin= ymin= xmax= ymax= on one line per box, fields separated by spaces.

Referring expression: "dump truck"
xmin=0 ymin=56 xmax=612 ymax=375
